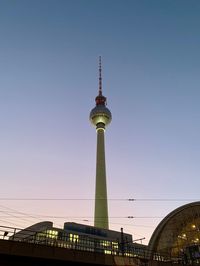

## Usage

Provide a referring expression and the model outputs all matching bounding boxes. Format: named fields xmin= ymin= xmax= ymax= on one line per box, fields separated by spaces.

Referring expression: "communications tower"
xmin=89 ymin=57 xmax=112 ymax=229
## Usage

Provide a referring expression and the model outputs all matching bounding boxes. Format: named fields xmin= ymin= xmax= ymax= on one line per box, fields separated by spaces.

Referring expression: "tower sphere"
xmin=90 ymin=105 xmax=112 ymax=127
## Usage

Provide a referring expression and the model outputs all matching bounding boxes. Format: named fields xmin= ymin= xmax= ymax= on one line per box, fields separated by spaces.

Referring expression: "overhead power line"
xmin=0 ymin=214 xmax=163 ymax=219
xmin=0 ymin=198 xmax=198 ymax=201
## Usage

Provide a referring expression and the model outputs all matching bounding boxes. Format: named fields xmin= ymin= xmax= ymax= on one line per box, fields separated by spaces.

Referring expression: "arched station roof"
xmin=149 ymin=201 xmax=200 ymax=257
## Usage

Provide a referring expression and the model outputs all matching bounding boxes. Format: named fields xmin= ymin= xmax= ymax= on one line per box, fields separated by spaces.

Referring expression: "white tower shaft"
xmin=94 ymin=127 xmax=109 ymax=229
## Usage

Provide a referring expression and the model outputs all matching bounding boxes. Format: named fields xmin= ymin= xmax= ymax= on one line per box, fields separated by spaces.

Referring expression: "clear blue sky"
xmin=0 ymin=0 xmax=200 ymax=244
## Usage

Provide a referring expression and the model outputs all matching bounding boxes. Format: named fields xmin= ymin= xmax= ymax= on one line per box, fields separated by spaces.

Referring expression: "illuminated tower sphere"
xmin=89 ymin=57 xmax=112 ymax=229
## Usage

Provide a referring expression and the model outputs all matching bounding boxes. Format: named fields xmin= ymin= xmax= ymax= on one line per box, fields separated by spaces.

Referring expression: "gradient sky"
xmin=0 ymin=0 xmax=200 ymax=245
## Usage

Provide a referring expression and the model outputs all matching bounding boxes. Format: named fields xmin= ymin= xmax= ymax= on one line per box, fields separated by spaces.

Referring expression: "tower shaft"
xmin=90 ymin=57 xmax=111 ymax=229
xmin=94 ymin=127 xmax=109 ymax=229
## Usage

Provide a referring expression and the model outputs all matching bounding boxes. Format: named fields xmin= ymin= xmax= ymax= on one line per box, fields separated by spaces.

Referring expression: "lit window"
xmin=112 ymin=242 xmax=119 ymax=250
xmin=102 ymin=240 xmax=110 ymax=247
xmin=46 ymin=230 xmax=58 ymax=239
xmin=124 ymin=252 xmax=132 ymax=257
xmin=69 ymin=234 xmax=79 ymax=243
xmin=104 ymin=250 xmax=112 ymax=254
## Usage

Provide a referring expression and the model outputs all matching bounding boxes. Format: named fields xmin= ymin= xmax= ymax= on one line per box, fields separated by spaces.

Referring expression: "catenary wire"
xmin=0 ymin=198 xmax=198 ymax=201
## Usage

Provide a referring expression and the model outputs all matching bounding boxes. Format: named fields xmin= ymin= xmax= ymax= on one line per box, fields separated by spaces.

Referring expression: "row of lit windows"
xmin=27 ymin=229 xmax=148 ymax=258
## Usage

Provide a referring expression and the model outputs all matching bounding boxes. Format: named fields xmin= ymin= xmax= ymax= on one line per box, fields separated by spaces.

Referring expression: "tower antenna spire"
xmin=99 ymin=56 xmax=102 ymax=96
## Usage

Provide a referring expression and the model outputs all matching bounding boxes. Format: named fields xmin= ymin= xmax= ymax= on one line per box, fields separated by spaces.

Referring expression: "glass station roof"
xmin=149 ymin=202 xmax=200 ymax=258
